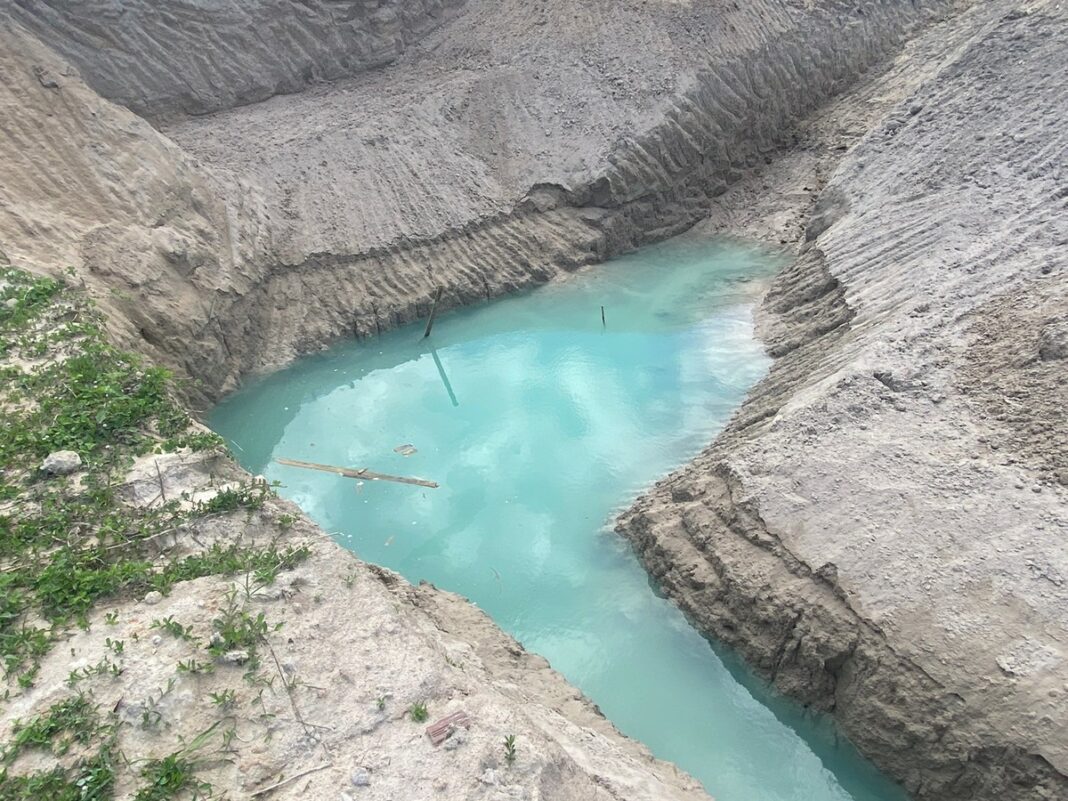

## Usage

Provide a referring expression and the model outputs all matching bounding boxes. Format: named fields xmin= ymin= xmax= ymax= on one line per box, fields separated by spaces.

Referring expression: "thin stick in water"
xmin=423 ymin=286 xmax=444 ymax=339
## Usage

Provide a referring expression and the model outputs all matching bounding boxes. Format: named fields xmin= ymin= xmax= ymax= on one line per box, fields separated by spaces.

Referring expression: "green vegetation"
xmin=175 ymin=658 xmax=214 ymax=676
xmin=0 ymin=746 xmax=115 ymax=801
xmin=208 ymin=689 xmax=235 ymax=710
xmin=0 ymin=267 xmax=314 ymax=798
xmin=133 ymin=723 xmax=219 ymax=801
xmin=151 ymin=616 xmax=199 ymax=644
xmin=207 ymin=589 xmax=281 ymax=670
xmin=3 ymin=695 xmax=101 ymax=762
xmin=134 ymin=752 xmax=211 ymax=801
xmin=408 ymin=701 xmax=428 ymax=723
xmin=0 ymin=695 xmax=116 ymax=800
xmin=0 ymin=268 xmax=311 ymax=687
xmin=504 ymin=733 xmax=517 ymax=765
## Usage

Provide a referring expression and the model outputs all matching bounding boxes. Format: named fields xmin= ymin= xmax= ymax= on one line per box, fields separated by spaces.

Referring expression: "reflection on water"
xmin=211 ymin=238 xmax=909 ymax=801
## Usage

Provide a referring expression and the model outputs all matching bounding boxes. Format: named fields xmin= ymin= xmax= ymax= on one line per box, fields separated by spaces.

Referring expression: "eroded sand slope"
xmin=6 ymin=0 xmax=466 ymax=120
xmin=620 ymin=3 xmax=1068 ymax=800
xmin=1 ymin=0 xmax=951 ymax=403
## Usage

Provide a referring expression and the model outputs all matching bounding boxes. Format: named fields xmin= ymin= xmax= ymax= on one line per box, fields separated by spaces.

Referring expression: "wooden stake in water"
xmin=601 ymin=305 xmax=606 ymax=328
xmin=423 ymin=287 xmax=444 ymax=339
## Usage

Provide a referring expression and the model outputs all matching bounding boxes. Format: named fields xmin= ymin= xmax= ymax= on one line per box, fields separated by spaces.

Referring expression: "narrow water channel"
xmin=210 ymin=238 xmax=909 ymax=801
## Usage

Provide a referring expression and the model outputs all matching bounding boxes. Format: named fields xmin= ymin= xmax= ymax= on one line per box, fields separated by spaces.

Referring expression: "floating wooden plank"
xmin=275 ymin=457 xmax=439 ymax=489
xmin=426 ymin=710 xmax=472 ymax=746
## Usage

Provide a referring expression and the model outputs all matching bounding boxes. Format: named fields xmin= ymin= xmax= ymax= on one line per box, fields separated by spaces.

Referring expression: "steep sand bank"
xmin=619 ymin=3 xmax=1068 ymax=800
xmin=1 ymin=0 xmax=952 ymax=405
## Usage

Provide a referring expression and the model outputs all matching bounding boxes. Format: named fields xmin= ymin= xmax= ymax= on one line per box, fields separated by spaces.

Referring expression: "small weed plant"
xmin=409 ymin=701 xmax=428 ymax=723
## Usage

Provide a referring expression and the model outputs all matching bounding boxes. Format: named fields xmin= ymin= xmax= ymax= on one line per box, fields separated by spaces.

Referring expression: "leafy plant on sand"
xmin=408 ymin=701 xmax=428 ymax=723
xmin=0 ymin=267 xmax=310 ymax=686
xmin=133 ymin=723 xmax=220 ymax=801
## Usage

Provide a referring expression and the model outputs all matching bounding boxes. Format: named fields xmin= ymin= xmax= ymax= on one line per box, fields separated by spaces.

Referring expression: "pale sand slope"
xmin=619 ymin=3 xmax=1068 ymax=800
xmin=0 ymin=0 xmax=952 ymax=403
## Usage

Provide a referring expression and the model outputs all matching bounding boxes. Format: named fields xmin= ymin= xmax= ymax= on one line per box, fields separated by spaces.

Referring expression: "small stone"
xmin=41 ymin=450 xmax=82 ymax=476
xmin=478 ymin=769 xmax=498 ymax=786
xmin=151 ymin=635 xmax=163 ymax=647
xmin=443 ymin=729 xmax=467 ymax=750
xmin=340 ymin=793 xmax=354 ymax=801
xmin=143 ymin=591 xmax=163 ymax=605
xmin=221 ymin=650 xmax=250 ymax=665
xmin=350 ymin=768 xmax=371 ymax=787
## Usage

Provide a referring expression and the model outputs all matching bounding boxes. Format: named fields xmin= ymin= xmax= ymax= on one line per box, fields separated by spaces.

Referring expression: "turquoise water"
xmin=211 ymin=239 xmax=909 ymax=801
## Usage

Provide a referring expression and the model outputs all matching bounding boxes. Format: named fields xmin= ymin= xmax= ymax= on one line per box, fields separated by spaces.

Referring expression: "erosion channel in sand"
xmin=211 ymin=238 xmax=908 ymax=801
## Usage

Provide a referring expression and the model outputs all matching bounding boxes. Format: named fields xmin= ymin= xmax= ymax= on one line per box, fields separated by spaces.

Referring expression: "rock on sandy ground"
xmin=619 ymin=3 xmax=1068 ymax=800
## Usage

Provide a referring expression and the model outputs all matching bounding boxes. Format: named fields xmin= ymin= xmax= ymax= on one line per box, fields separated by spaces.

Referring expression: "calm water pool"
xmin=211 ymin=238 xmax=909 ymax=801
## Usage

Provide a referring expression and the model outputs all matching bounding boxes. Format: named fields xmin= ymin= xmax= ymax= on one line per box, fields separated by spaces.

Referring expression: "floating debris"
xmin=275 ymin=456 xmax=438 ymax=488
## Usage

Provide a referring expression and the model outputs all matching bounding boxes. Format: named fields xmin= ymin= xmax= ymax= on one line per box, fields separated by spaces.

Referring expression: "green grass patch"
xmin=0 ymin=267 xmax=311 ymax=686
xmin=0 ymin=746 xmax=115 ymax=801
xmin=133 ymin=723 xmax=219 ymax=801
xmin=4 ymin=695 xmax=100 ymax=762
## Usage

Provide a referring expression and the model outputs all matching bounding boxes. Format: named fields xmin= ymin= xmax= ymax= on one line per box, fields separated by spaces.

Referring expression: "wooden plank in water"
xmin=275 ymin=457 xmax=439 ymax=489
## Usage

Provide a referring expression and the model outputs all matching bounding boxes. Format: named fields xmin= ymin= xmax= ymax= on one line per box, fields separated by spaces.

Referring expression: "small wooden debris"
xmin=393 ymin=444 xmax=417 ymax=456
xmin=249 ymin=762 xmax=332 ymax=797
xmin=426 ymin=710 xmax=472 ymax=746
xmin=275 ymin=457 xmax=439 ymax=488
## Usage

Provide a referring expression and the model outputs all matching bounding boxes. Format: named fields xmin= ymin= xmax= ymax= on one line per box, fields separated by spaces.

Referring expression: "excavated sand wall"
xmin=1 ymin=1 xmax=952 ymax=404
xmin=619 ymin=4 xmax=1068 ymax=800
xmin=6 ymin=0 xmax=466 ymax=121
xmin=208 ymin=0 xmax=956 ymax=400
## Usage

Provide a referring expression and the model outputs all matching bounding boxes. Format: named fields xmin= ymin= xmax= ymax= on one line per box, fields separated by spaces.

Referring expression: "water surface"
xmin=211 ymin=239 xmax=908 ymax=801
